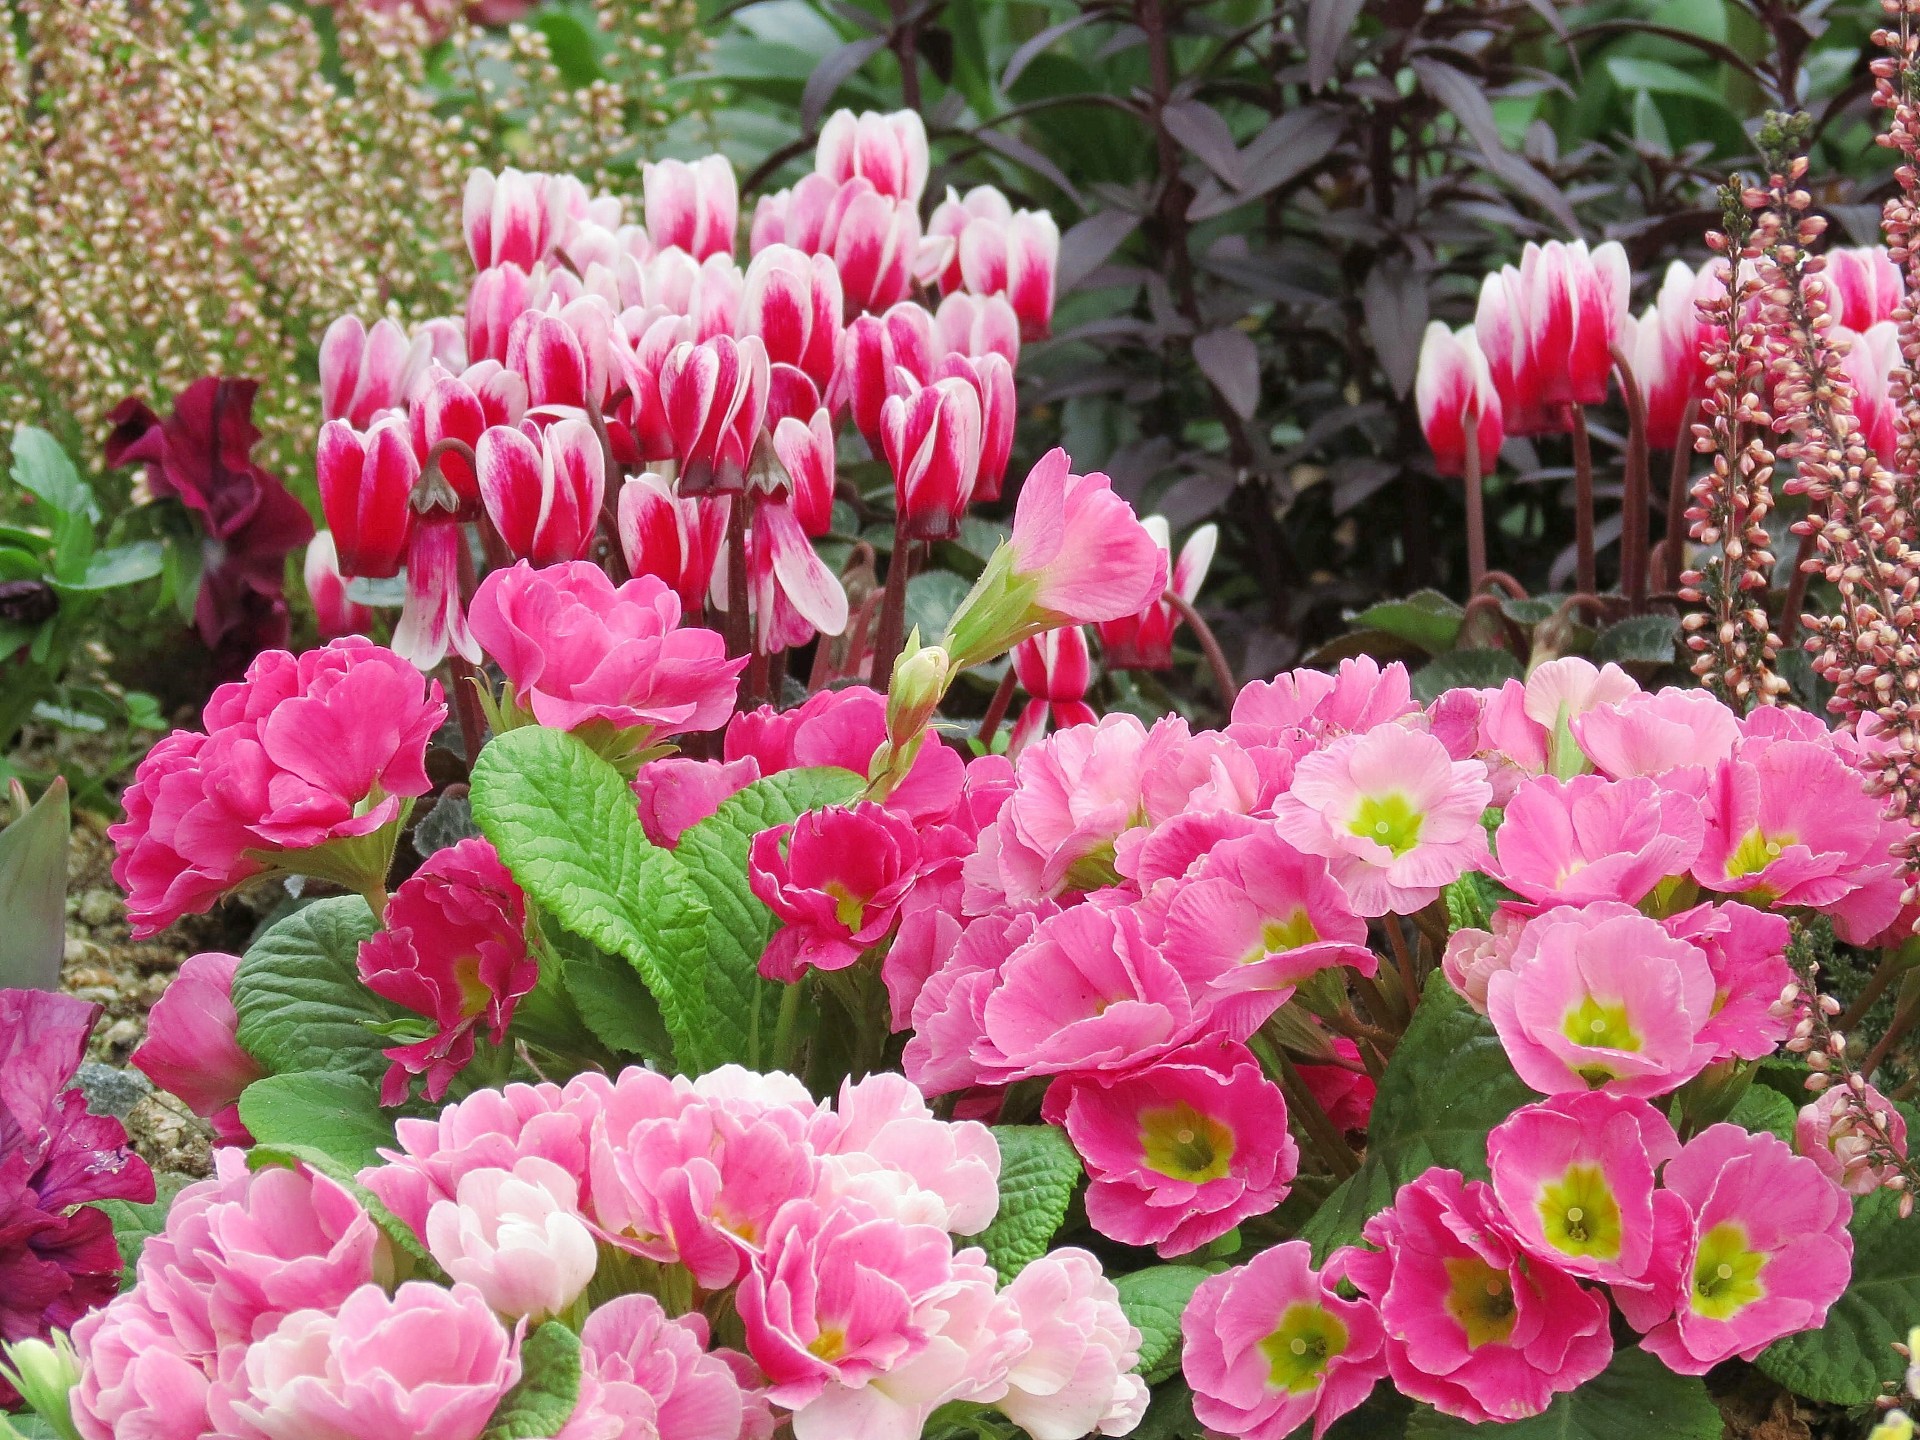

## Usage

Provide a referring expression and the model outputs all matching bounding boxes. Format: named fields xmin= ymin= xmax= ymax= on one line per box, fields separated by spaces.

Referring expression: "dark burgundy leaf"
xmin=1056 ymin=209 xmax=1143 ymax=294
xmin=1001 ymin=8 xmax=1113 ymax=92
xmin=1191 ymin=327 xmax=1261 ymax=420
xmin=1362 ymin=261 xmax=1429 ymax=398
xmin=1410 ymin=57 xmax=1578 ymax=232
xmin=801 ymin=35 xmax=887 ymax=133
xmin=1306 ymin=0 xmax=1367 ymax=91
xmin=1161 ymin=100 xmax=1243 ymax=188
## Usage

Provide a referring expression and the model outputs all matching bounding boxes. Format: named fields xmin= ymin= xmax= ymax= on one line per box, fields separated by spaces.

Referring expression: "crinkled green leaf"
xmin=483 ymin=1321 xmax=581 ymax=1439
xmin=233 ymin=897 xmax=402 ymax=1082
xmin=1116 ymin=1266 xmax=1210 ymax=1384
xmin=1443 ymin=870 xmax=1496 ymax=934
xmin=670 ymin=766 xmax=864 ymax=1070
xmin=1348 ymin=589 xmax=1465 ymax=655
xmin=1300 ymin=974 xmax=1533 ymax=1259
xmin=975 ymin=1124 xmax=1083 ymax=1279
xmin=470 ymin=727 xmax=719 ymax=1073
xmin=551 ymin=925 xmax=673 ymax=1067
xmin=1411 ymin=648 xmax=1524 ymax=703
xmin=1726 ymin=1082 xmax=1796 ymax=1144
xmin=237 ymin=1071 xmax=396 ymax=1172
xmin=1406 ymin=1346 xmax=1719 ymax=1438
xmin=1758 ymin=1189 xmax=1920 ymax=1404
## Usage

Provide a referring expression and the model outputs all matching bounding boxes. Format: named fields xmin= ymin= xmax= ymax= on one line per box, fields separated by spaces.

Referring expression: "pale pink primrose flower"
xmin=997 ymin=1249 xmax=1147 ymax=1440
xmin=424 ymin=1156 xmax=598 ymax=1322
xmin=1439 ymin=904 xmax=1526 ymax=1016
xmin=1570 ymin=686 xmax=1740 ymax=787
xmin=575 ymin=1294 xmax=747 ymax=1440
xmin=806 ymin=1072 xmax=1001 ymax=1236
xmin=1486 ymin=772 xmax=1704 ymax=909
xmin=69 ymin=1292 xmax=213 ymax=1440
xmin=1181 ymin=1240 xmax=1386 ymax=1440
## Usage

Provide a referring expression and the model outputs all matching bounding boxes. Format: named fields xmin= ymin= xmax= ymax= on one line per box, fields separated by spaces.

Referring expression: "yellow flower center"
xmin=452 ymin=954 xmax=493 ymax=1018
xmin=1536 ymin=1162 xmax=1624 ymax=1261
xmin=823 ymin=882 xmax=866 ymax=933
xmin=1561 ymin=995 xmax=1640 ymax=1083
xmin=1348 ymin=793 xmax=1425 ymax=858
xmin=1254 ymin=908 xmax=1321 ymax=958
xmin=1726 ymin=826 xmax=1792 ymax=880
xmin=1257 ymin=1302 xmax=1349 ymax=1394
xmin=808 ymin=1327 xmax=848 ymax=1363
xmin=1443 ymin=1256 xmax=1519 ymax=1349
xmin=1139 ymin=1101 xmax=1235 ymax=1182
xmin=1690 ymin=1222 xmax=1767 ymax=1320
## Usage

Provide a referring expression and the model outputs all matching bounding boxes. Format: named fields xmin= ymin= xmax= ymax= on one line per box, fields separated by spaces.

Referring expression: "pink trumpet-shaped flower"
xmin=1485 ymin=902 xmax=1717 ymax=1098
xmin=214 ymin=1281 xmax=521 ymax=1440
xmin=837 ymin=301 xmax=936 ymax=445
xmin=1826 ymin=244 xmax=1903 ymax=329
xmin=1182 ymin=1241 xmax=1387 ymax=1440
xmin=882 ymin=373 xmax=985 ymax=542
xmin=358 ymin=836 xmax=536 ymax=1105
xmin=928 ymin=350 xmax=1015 ymax=502
xmin=476 ymin=417 xmax=605 ymax=565
xmin=825 ymin=177 xmax=925 ymax=316
xmin=749 ymin=802 xmax=922 ymax=980
xmin=661 ymin=334 xmax=771 ymax=494
xmin=319 ymin=315 xmax=421 ymax=428
xmin=303 ymin=532 xmax=372 ymax=641
xmin=928 ymin=186 xmax=1060 ymax=340
xmin=1414 ymin=321 xmax=1504 ymax=477
xmin=316 ymin=417 xmax=417 ymax=579
xmin=1841 ymin=320 xmax=1903 ymax=466
xmin=391 ymin=518 xmax=482 ymax=672
xmin=1487 ymin=1091 xmax=1681 ymax=1287
xmin=934 ymin=290 xmax=1021 ymax=366
xmin=644 ymin=155 xmax=739 ymax=261
xmin=131 ymin=951 xmax=262 ymax=1146
xmin=741 ymin=244 xmax=843 ymax=395
xmin=469 ymin=560 xmax=744 ymax=737
xmin=1095 ymin=517 xmax=1217 ymax=671
xmin=1630 ymin=260 xmax=1721 ymax=450
xmin=1341 ymin=1169 xmax=1613 ymax=1423
xmin=1486 ymin=773 xmax=1704 ymax=909
xmin=1620 ymin=1125 xmax=1852 ymax=1373
xmin=1271 ymin=723 xmax=1492 ymax=917
xmin=1009 ymin=626 xmax=1096 ymax=755
xmin=815 ymin=108 xmax=931 ymax=206
xmin=465 ymin=166 xmax=563 ymax=271
xmin=1797 ymin=1082 xmax=1910 ymax=1195
xmin=1162 ymin=823 xmax=1377 ymax=1003
xmin=617 ymin=472 xmax=727 ymax=612
xmin=1047 ymin=1038 xmax=1297 ymax=1257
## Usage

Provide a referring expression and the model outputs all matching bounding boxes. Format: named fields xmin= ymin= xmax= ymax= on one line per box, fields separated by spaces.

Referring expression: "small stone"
xmin=73 ymin=1061 xmax=152 ymax=1119
xmin=68 ymin=985 xmax=117 ymax=1006
xmin=63 ymin=937 xmax=102 ymax=967
xmin=78 ymin=888 xmax=121 ymax=928
xmin=102 ymin=1017 xmax=142 ymax=1053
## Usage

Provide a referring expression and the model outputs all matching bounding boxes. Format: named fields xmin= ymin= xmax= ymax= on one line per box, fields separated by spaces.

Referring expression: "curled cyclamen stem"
xmin=1678 ymin=177 xmax=1789 ymax=713
xmin=1661 ymin=396 xmax=1700 ymax=596
xmin=1165 ymin=589 xmax=1237 ymax=704
xmin=1611 ymin=341 xmax=1652 ymax=612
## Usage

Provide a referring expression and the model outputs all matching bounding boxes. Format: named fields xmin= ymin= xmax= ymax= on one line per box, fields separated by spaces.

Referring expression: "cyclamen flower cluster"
xmin=69 ymin=1069 xmax=1145 ymax=1440
xmin=308 ymin=109 xmax=1060 ymax=669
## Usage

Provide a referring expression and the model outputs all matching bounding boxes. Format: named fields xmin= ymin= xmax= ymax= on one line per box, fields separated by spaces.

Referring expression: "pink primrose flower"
xmin=576 ymin=1294 xmax=746 ymax=1440
xmin=997 ymin=1249 xmax=1147 ymax=1440
xmin=1181 ymin=1240 xmax=1387 ymax=1440
xmin=749 ymin=801 xmax=924 ymax=980
xmin=1660 ymin=901 xmax=1793 ymax=1062
xmin=425 ymin=1156 xmax=597 ymax=1321
xmin=1570 ymin=686 xmax=1740 ymax=787
xmin=1440 ymin=904 xmax=1527 ymax=1016
xmin=1045 ymin=1038 xmax=1298 ymax=1257
xmin=131 ymin=950 xmax=262 ymax=1145
xmin=1486 ymin=773 xmax=1704 ymax=909
xmin=806 ymin=1072 xmax=1000 ymax=1235
xmin=1339 ymin=1168 xmax=1613 ymax=1422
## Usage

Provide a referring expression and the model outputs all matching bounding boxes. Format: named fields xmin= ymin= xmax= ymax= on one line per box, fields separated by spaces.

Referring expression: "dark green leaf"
xmin=1590 ymin=615 xmax=1679 ymax=667
xmin=1726 ymin=1083 xmax=1796 ymax=1144
xmin=974 ymin=1124 xmax=1083 ymax=1279
xmin=552 ymin=924 xmax=674 ymax=1066
xmin=1349 ymin=589 xmax=1466 ymax=655
xmin=0 ymin=776 xmax=68 ymax=990
xmin=1405 ymin=1346 xmax=1720 ymax=1438
xmin=238 ymin=1072 xmax=396 ymax=1172
xmin=904 ymin=570 xmax=975 ymax=649
xmin=484 ymin=1321 xmax=582 ymax=1440
xmin=1411 ymin=649 xmax=1524 ymax=703
xmin=9 ymin=426 xmax=92 ymax=518
xmin=60 ymin=542 xmax=164 ymax=593
xmin=1116 ymin=1266 xmax=1210 ymax=1384
xmin=233 ymin=896 xmax=403 ymax=1082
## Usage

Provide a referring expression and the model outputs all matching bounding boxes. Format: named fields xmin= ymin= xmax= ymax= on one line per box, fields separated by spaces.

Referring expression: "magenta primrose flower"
xmin=1485 ymin=903 xmax=1718 ymax=1098
xmin=1486 ymin=773 xmax=1704 ymax=910
xmin=130 ymin=950 xmax=263 ymax=1146
xmin=1181 ymin=1241 xmax=1387 ymax=1440
xmin=1340 ymin=1168 xmax=1613 ymax=1423
xmin=357 ymin=836 xmax=538 ymax=1104
xmin=1661 ymin=901 xmax=1794 ymax=1063
xmin=1619 ymin=1125 xmax=1852 ymax=1374
xmin=1486 ymin=1091 xmax=1681 ymax=1287
xmin=1044 ymin=1038 xmax=1299 ymax=1257
xmin=749 ymin=801 xmax=925 ymax=981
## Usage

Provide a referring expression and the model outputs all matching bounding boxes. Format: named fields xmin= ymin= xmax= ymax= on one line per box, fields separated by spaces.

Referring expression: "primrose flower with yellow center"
xmin=1487 ymin=1091 xmax=1680 ymax=1287
xmin=1044 ymin=1038 xmax=1297 ymax=1258
xmin=1271 ymin=723 xmax=1492 ymax=917
xmin=1485 ymin=903 xmax=1718 ymax=1099
xmin=1616 ymin=1125 xmax=1852 ymax=1374
xmin=1340 ymin=1168 xmax=1613 ymax=1423
xmin=1181 ymin=1241 xmax=1387 ymax=1440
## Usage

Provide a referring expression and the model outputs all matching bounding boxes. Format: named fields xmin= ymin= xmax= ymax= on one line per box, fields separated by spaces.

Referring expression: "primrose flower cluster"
xmin=306 ymin=108 xmax=1060 ymax=670
xmin=64 ymin=1069 xmax=1144 ymax=1440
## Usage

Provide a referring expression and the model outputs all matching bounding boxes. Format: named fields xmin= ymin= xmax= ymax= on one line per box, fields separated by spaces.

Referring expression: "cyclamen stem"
xmin=1663 ymin=397 xmax=1700 ymax=595
xmin=1463 ymin=420 xmax=1487 ymax=594
xmin=724 ymin=491 xmax=751 ymax=660
xmin=1612 ymin=342 xmax=1651 ymax=612
xmin=582 ymin=391 xmax=630 ymax=583
xmin=1570 ymin=407 xmax=1598 ymax=598
xmin=871 ymin=540 xmax=916 ymax=696
xmin=977 ymin=667 xmax=1018 ymax=750
xmin=1165 ymin=590 xmax=1236 ymax=705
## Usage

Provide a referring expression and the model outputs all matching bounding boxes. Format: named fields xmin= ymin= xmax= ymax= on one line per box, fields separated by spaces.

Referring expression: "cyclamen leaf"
xmin=1412 ymin=649 xmax=1524 ymax=703
xmin=469 ymin=727 xmax=718 ymax=1074
xmin=1758 ymin=1189 xmax=1920 ymax=1404
xmin=1348 ymin=589 xmax=1465 ymax=656
xmin=1300 ymin=975 xmax=1533 ymax=1259
xmin=670 ymin=766 xmax=864 ymax=1071
xmin=237 ymin=1072 xmax=397 ymax=1173
xmin=483 ymin=1321 xmax=581 ymax=1440
xmin=974 ymin=1124 xmax=1083 ymax=1279
xmin=1115 ymin=1266 xmax=1210 ymax=1384
xmin=1405 ymin=1346 xmax=1720 ymax=1438
xmin=233 ymin=897 xmax=403 ymax=1083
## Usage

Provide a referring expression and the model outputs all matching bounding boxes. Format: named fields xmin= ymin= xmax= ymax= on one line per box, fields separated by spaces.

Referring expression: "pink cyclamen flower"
xmin=476 ymin=417 xmax=604 ymax=565
xmin=1629 ymin=260 xmax=1721 ymax=450
xmin=934 ymin=288 xmax=1021 ymax=365
xmin=109 ymin=640 xmax=445 ymax=936
xmin=815 ymin=108 xmax=930 ymax=206
xmin=945 ymin=449 xmax=1169 ymax=669
xmin=740 ymin=244 xmax=843 ymax=395
xmin=425 ymin=1156 xmax=598 ymax=1321
xmin=882 ymin=372 xmax=985 ymax=542
xmin=644 ymin=155 xmax=739 ymax=261
xmin=748 ymin=801 xmax=923 ymax=980
xmin=1797 ymin=1083 xmax=1910 ymax=1195
xmin=469 ymin=560 xmax=744 ymax=739
xmin=1415 ymin=321 xmax=1504 ymax=477
xmin=1661 ymin=901 xmax=1793 ymax=1062
xmin=1046 ymin=1038 xmax=1298 ymax=1257
xmin=315 ymin=416 xmax=417 ymax=580
xmin=318 ymin=314 xmax=419 ymax=428
xmin=1182 ymin=1241 xmax=1387 ymax=1440
xmin=1008 ymin=625 xmax=1097 ymax=755
xmin=303 ymin=531 xmax=372 ymax=640
xmin=358 ymin=836 xmax=537 ymax=1104
xmin=1271 ymin=723 xmax=1492 ymax=917
xmin=1486 ymin=773 xmax=1704 ymax=909
xmin=1094 ymin=517 xmax=1217 ymax=672
xmin=835 ymin=301 xmax=934 ymax=446
xmin=1842 ymin=321 xmax=1903 ymax=466
xmin=1485 ymin=902 xmax=1717 ymax=1098
xmin=1620 ymin=1125 xmax=1852 ymax=1373
xmin=464 ymin=166 xmax=562 ymax=270
xmin=574 ymin=1293 xmax=747 ymax=1440
xmin=1487 ymin=1091 xmax=1681 ymax=1287
xmin=392 ymin=516 xmax=483 ymax=672
xmin=617 ymin=472 xmax=728 ymax=614
xmin=130 ymin=951 xmax=262 ymax=1146
xmin=926 ymin=185 xmax=1059 ymax=339
xmin=1827 ymin=243 xmax=1903 ymax=329
xmin=213 ymin=1281 xmax=521 ymax=1440
xmin=659 ymin=334 xmax=771 ymax=494
xmin=1340 ymin=1168 xmax=1613 ymax=1423
xmin=998 ymin=1249 xmax=1148 ymax=1440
